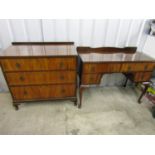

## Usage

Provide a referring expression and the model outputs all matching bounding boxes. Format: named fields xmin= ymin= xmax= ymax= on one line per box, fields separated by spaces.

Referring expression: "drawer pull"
xmin=16 ymin=63 xmax=21 ymax=68
xmin=90 ymin=77 xmax=94 ymax=81
xmin=19 ymin=76 xmax=25 ymax=81
xmin=141 ymin=75 xmax=144 ymax=80
xmin=59 ymin=62 xmax=64 ymax=68
xmin=144 ymin=65 xmax=148 ymax=70
xmin=23 ymin=90 xmax=27 ymax=95
xmin=60 ymin=75 xmax=64 ymax=80
xmin=91 ymin=67 xmax=95 ymax=72
xmin=128 ymin=66 xmax=131 ymax=71
xmin=61 ymin=88 xmax=65 ymax=93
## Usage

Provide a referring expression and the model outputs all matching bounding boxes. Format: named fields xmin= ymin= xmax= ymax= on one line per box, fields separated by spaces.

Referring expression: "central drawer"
xmin=10 ymin=84 xmax=76 ymax=101
xmin=1 ymin=57 xmax=76 ymax=72
xmin=6 ymin=71 xmax=76 ymax=86
xmin=83 ymin=63 xmax=121 ymax=73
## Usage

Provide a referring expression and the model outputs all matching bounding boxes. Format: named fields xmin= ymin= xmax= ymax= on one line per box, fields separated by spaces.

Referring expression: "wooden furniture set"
xmin=0 ymin=42 xmax=155 ymax=110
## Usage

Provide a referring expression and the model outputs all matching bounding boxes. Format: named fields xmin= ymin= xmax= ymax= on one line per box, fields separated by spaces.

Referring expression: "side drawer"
xmin=83 ymin=63 xmax=121 ymax=73
xmin=1 ymin=57 xmax=77 ymax=72
xmin=133 ymin=72 xmax=152 ymax=82
xmin=121 ymin=63 xmax=155 ymax=72
xmin=10 ymin=84 xmax=76 ymax=101
xmin=5 ymin=71 xmax=76 ymax=86
xmin=81 ymin=74 xmax=102 ymax=85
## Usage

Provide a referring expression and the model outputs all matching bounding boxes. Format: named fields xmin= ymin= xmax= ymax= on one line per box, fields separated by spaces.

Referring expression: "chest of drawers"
xmin=0 ymin=42 xmax=78 ymax=110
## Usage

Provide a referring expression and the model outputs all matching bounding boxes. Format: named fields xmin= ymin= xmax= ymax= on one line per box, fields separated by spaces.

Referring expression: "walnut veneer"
xmin=78 ymin=47 xmax=155 ymax=108
xmin=0 ymin=42 xmax=78 ymax=110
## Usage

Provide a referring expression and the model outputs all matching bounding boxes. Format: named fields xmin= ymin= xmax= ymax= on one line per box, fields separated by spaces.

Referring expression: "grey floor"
xmin=0 ymin=86 xmax=155 ymax=135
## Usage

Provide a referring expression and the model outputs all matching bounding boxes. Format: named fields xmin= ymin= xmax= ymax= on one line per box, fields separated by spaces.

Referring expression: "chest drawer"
xmin=10 ymin=84 xmax=76 ymax=101
xmin=5 ymin=71 xmax=76 ymax=86
xmin=121 ymin=63 xmax=155 ymax=72
xmin=83 ymin=63 xmax=121 ymax=73
xmin=1 ymin=57 xmax=76 ymax=72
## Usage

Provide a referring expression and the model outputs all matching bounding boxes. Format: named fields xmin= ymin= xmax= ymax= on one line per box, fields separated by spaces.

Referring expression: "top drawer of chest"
xmin=0 ymin=57 xmax=77 ymax=72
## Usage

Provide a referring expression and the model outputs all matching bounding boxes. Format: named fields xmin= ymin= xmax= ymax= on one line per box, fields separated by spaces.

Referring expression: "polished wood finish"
xmin=0 ymin=57 xmax=76 ymax=71
xmin=78 ymin=47 xmax=155 ymax=108
xmin=5 ymin=71 xmax=76 ymax=86
xmin=11 ymin=84 xmax=76 ymax=101
xmin=0 ymin=42 xmax=78 ymax=110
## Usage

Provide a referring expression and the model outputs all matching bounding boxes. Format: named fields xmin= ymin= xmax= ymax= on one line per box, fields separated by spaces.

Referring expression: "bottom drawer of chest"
xmin=10 ymin=84 xmax=76 ymax=101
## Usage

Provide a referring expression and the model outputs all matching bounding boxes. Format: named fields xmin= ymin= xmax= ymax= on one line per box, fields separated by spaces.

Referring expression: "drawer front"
xmin=6 ymin=71 xmax=76 ymax=86
xmin=81 ymin=74 xmax=102 ymax=85
xmin=121 ymin=63 xmax=155 ymax=72
xmin=10 ymin=84 xmax=76 ymax=101
xmin=83 ymin=63 xmax=121 ymax=73
xmin=134 ymin=72 xmax=152 ymax=82
xmin=1 ymin=57 xmax=76 ymax=72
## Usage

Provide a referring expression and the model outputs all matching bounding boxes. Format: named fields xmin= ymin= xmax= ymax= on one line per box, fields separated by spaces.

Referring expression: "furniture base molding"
xmin=13 ymin=97 xmax=78 ymax=110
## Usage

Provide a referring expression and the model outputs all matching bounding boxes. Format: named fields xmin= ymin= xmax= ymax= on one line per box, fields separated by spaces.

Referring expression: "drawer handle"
xmin=59 ymin=62 xmax=64 ymax=68
xmin=23 ymin=90 xmax=27 ymax=95
xmin=61 ymin=88 xmax=65 ymax=93
xmin=91 ymin=67 xmax=95 ymax=72
xmin=141 ymin=75 xmax=144 ymax=79
xmin=144 ymin=65 xmax=148 ymax=70
xmin=16 ymin=63 xmax=21 ymax=68
xmin=128 ymin=66 xmax=131 ymax=71
xmin=90 ymin=77 xmax=94 ymax=81
xmin=19 ymin=76 xmax=25 ymax=81
xmin=60 ymin=75 xmax=64 ymax=80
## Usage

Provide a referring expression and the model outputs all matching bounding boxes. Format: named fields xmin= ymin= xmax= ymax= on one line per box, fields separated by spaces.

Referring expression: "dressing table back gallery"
xmin=0 ymin=42 xmax=155 ymax=110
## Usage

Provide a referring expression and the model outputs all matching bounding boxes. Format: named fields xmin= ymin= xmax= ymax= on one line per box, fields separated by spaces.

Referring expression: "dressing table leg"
xmin=79 ymin=87 xmax=84 ymax=108
xmin=123 ymin=77 xmax=128 ymax=87
xmin=138 ymin=84 xmax=149 ymax=103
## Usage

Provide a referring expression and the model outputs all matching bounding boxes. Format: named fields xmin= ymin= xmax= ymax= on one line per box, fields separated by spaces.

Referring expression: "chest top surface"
xmin=0 ymin=43 xmax=77 ymax=57
xmin=80 ymin=52 xmax=155 ymax=63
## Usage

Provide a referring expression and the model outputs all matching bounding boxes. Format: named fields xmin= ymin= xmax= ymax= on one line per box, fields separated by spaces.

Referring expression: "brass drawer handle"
xmin=144 ymin=65 xmax=148 ymax=70
xmin=59 ymin=62 xmax=64 ymax=68
xmin=141 ymin=75 xmax=144 ymax=79
xmin=16 ymin=63 xmax=21 ymax=68
xmin=90 ymin=67 xmax=95 ymax=72
xmin=128 ymin=66 xmax=131 ymax=71
xmin=23 ymin=90 xmax=27 ymax=95
xmin=19 ymin=76 xmax=25 ymax=81
xmin=90 ymin=77 xmax=94 ymax=81
xmin=60 ymin=75 xmax=64 ymax=80
xmin=61 ymin=88 xmax=65 ymax=93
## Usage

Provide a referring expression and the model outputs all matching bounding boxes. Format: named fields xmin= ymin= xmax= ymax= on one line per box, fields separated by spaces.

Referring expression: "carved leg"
xmin=78 ymin=87 xmax=84 ymax=108
xmin=138 ymin=84 xmax=149 ymax=104
xmin=123 ymin=77 xmax=128 ymax=87
xmin=13 ymin=103 xmax=19 ymax=110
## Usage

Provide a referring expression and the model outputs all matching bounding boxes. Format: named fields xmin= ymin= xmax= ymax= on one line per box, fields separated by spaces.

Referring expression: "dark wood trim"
xmin=0 ymin=55 xmax=77 ymax=59
xmin=77 ymin=46 xmax=137 ymax=54
xmin=82 ymin=61 xmax=155 ymax=64
xmin=12 ymin=42 xmax=74 ymax=45
xmin=13 ymin=96 xmax=77 ymax=103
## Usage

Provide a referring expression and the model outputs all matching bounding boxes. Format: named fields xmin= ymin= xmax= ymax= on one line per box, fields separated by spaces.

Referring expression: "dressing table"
xmin=78 ymin=47 xmax=155 ymax=108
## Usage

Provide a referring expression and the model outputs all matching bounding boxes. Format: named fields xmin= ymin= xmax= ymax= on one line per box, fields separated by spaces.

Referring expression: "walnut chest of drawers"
xmin=0 ymin=42 xmax=78 ymax=110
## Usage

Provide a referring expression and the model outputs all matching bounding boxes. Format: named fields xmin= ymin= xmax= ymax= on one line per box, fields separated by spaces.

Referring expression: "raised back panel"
xmin=77 ymin=46 xmax=137 ymax=54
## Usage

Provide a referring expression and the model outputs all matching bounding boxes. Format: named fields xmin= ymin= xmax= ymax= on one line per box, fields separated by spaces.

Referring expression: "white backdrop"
xmin=0 ymin=19 xmax=152 ymax=91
